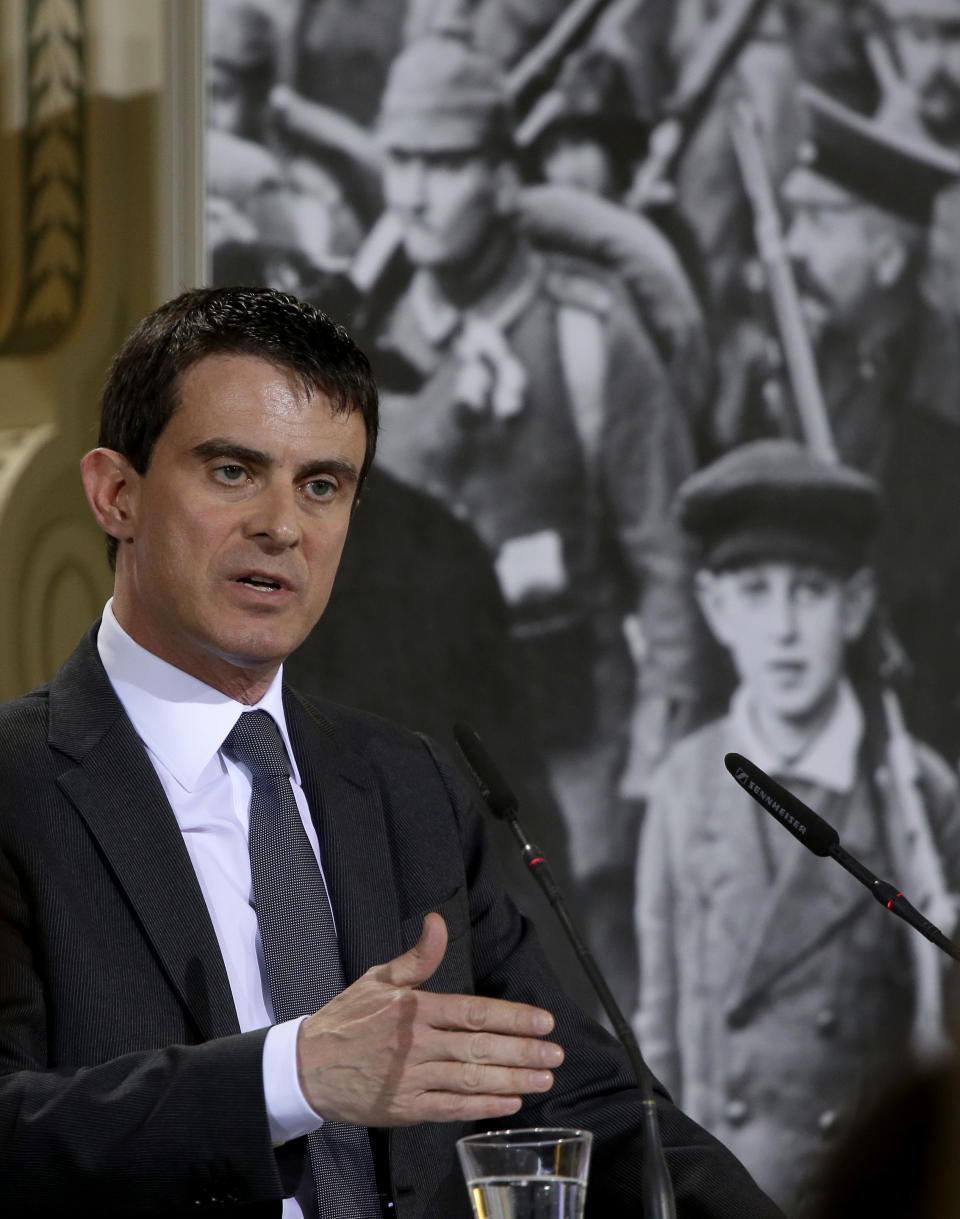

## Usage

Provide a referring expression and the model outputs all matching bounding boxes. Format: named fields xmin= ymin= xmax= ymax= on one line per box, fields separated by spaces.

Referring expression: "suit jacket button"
xmin=816 ymin=1007 xmax=837 ymax=1035
xmin=725 ymin=1097 xmax=749 ymax=1126
xmin=818 ymin=1108 xmax=839 ymax=1137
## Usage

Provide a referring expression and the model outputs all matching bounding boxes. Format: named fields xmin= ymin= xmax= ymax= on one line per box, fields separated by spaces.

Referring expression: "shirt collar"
xmin=96 ymin=599 xmax=301 ymax=793
xmin=729 ymin=678 xmax=863 ymax=794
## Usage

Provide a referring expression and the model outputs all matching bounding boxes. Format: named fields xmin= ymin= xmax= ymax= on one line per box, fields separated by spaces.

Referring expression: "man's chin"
xmin=400 ymin=229 xmax=481 ymax=272
xmin=203 ymin=628 xmax=306 ymax=679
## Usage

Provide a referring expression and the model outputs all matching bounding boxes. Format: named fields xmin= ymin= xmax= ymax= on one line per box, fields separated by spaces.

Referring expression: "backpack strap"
xmin=549 ymin=266 xmax=611 ymax=467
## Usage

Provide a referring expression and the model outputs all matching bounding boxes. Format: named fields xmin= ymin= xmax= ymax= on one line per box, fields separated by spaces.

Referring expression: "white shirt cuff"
xmin=263 ymin=1016 xmax=324 ymax=1145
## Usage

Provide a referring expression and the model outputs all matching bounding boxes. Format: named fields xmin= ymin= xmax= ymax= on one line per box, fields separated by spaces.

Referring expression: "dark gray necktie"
xmin=223 ymin=710 xmax=382 ymax=1219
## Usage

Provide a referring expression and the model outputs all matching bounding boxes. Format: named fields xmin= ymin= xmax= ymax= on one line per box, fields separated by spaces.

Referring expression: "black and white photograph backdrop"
xmin=203 ymin=3 xmax=960 ymax=1215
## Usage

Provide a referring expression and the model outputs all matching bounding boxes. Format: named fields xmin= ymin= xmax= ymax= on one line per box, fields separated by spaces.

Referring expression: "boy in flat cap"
xmin=634 ymin=439 xmax=960 ymax=1219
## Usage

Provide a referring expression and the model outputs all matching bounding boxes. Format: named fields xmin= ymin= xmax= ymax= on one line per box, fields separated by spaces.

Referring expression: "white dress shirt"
xmin=97 ymin=600 xmax=326 ymax=1218
xmin=729 ymin=678 xmax=864 ymax=794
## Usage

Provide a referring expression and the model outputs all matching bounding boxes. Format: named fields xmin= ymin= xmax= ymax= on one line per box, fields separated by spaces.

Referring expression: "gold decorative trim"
xmin=1 ymin=0 xmax=85 ymax=354
xmin=19 ymin=515 xmax=108 ymax=690
xmin=0 ymin=423 xmax=56 ymax=514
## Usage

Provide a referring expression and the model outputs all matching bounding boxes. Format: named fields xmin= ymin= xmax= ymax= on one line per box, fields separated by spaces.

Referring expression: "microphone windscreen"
xmin=453 ymin=723 xmax=520 ymax=819
xmin=724 ymin=752 xmax=839 ymax=856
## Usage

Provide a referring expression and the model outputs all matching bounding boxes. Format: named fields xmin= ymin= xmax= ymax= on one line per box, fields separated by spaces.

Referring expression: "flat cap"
xmin=516 ymin=47 xmax=645 ymax=150
xmin=792 ymin=83 xmax=960 ymax=223
xmin=378 ymin=30 xmax=511 ymax=153
xmin=678 ymin=439 xmax=882 ymax=572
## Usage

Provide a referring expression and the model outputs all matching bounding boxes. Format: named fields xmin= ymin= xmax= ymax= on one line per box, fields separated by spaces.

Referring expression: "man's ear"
xmin=694 ymin=568 xmax=731 ymax=646
xmin=841 ymin=566 xmax=877 ymax=642
xmin=80 ymin=448 xmax=139 ymax=547
xmin=871 ymin=227 xmax=910 ymax=288
xmin=493 ymin=159 xmax=521 ymax=216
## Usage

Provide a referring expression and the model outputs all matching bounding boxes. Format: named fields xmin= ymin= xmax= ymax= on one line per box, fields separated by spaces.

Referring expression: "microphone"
xmin=454 ymin=723 xmax=677 ymax=1219
xmin=725 ymin=752 xmax=960 ymax=962
xmin=724 ymin=753 xmax=838 ymax=855
xmin=455 ymin=723 xmax=521 ymax=822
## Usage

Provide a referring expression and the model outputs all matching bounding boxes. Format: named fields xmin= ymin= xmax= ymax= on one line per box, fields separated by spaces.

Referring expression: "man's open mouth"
xmin=236 ymin=575 xmax=284 ymax=592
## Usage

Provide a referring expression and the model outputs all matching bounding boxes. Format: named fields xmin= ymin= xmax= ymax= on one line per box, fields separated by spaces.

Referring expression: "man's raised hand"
xmin=296 ymin=912 xmax=563 ymax=1126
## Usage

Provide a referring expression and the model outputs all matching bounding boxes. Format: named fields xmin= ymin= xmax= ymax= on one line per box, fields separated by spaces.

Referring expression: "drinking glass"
xmin=456 ymin=1126 xmax=593 ymax=1219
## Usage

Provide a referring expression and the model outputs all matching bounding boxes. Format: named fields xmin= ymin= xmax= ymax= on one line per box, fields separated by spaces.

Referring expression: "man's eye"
xmin=215 ymin=465 xmax=247 ymax=483
xmin=304 ymin=478 xmax=336 ymax=500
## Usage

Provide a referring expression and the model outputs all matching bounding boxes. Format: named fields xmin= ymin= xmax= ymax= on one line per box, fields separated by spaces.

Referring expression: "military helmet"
xmin=377 ymin=27 xmax=511 ymax=153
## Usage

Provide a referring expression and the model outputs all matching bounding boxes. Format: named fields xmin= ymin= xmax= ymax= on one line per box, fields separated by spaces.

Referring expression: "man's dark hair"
xmin=97 ymin=285 xmax=379 ymax=568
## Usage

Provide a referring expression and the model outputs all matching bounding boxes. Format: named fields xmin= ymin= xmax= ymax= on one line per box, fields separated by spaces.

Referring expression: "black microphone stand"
xmin=455 ymin=724 xmax=677 ymax=1219
xmin=726 ymin=752 xmax=960 ymax=964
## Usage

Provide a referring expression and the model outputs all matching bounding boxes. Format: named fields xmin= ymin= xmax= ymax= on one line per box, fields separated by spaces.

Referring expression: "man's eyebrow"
xmin=192 ymin=440 xmax=271 ymax=467
xmin=295 ymin=458 xmax=360 ymax=485
xmin=191 ymin=440 xmax=360 ymax=484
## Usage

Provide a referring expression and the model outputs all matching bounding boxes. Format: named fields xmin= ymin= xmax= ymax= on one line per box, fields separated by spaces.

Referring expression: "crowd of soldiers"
xmin=205 ymin=2 xmax=960 ymax=1216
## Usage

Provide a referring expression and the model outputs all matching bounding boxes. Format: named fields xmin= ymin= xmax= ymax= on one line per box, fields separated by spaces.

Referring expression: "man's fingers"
xmin=415 ymin=1060 xmax=556 ymax=1096
xmin=372 ymin=912 xmax=449 ymax=989
xmin=431 ymin=1028 xmax=564 ymax=1070
xmin=420 ymin=990 xmax=555 ymax=1038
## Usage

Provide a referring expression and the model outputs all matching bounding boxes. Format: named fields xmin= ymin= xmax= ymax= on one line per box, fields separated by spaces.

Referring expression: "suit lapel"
xmin=49 ymin=628 xmax=239 ymax=1041
xmin=285 ymin=691 xmax=400 ymax=983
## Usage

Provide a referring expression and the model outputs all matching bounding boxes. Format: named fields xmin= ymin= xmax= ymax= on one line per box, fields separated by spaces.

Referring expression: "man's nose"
xmin=769 ymin=588 xmax=799 ymax=639
xmin=392 ymin=157 xmax=427 ymax=209
xmin=245 ymin=483 xmax=301 ymax=549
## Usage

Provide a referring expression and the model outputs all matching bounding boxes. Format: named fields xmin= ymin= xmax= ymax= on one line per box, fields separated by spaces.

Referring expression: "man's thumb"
xmin=380 ymin=912 xmax=448 ymax=988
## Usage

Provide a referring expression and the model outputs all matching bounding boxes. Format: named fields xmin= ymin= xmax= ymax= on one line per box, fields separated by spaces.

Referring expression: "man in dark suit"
xmin=0 ymin=286 xmax=780 ymax=1218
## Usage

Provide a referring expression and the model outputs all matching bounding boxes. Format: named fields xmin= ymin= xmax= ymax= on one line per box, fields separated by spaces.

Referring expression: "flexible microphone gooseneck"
xmin=454 ymin=723 xmax=677 ymax=1219
xmin=725 ymin=752 xmax=960 ymax=962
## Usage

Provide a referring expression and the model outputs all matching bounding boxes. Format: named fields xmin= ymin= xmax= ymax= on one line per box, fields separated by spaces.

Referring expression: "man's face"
xmin=885 ymin=2 xmax=960 ymax=143
xmin=207 ymin=63 xmax=269 ymax=142
xmin=539 ymin=132 xmax=617 ymax=199
xmin=783 ymin=169 xmax=888 ymax=340
xmin=696 ymin=561 xmax=874 ymax=726
xmin=383 ymin=145 xmax=505 ymax=269
xmin=90 ymin=354 xmax=366 ymax=700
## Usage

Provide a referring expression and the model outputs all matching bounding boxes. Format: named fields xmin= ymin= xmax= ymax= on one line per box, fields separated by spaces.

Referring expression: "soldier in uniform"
xmin=879 ymin=0 xmax=960 ymax=147
xmin=634 ymin=439 xmax=960 ymax=1219
xmin=206 ymin=0 xmax=280 ymax=145
xmin=370 ymin=26 xmax=703 ymax=1008
xmin=781 ymin=81 xmax=960 ymax=763
xmin=876 ymin=0 xmax=960 ymax=316
xmin=515 ymin=44 xmax=711 ymax=335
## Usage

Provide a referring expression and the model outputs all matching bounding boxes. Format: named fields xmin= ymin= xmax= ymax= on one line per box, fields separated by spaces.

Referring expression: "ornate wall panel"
xmin=1 ymin=0 xmax=86 ymax=355
xmin=0 ymin=0 xmax=203 ymax=699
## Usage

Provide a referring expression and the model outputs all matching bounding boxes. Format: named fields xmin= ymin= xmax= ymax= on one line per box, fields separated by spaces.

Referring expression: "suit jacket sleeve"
xmin=0 ymin=679 xmax=301 ymax=1217
xmin=0 ymin=836 xmax=298 ymax=1215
